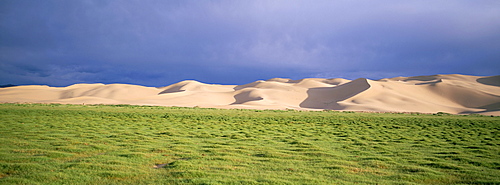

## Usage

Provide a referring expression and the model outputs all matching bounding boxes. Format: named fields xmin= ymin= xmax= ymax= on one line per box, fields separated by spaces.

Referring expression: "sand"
xmin=1 ymin=74 xmax=499 ymax=116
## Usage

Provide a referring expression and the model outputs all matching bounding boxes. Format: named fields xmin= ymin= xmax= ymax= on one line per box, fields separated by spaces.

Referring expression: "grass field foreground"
xmin=0 ymin=103 xmax=499 ymax=184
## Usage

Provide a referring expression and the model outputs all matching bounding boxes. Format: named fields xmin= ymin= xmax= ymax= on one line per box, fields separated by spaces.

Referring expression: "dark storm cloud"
xmin=1 ymin=1 xmax=499 ymax=86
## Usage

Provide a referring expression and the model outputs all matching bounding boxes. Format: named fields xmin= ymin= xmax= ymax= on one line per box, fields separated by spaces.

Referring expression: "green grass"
xmin=0 ymin=103 xmax=499 ymax=184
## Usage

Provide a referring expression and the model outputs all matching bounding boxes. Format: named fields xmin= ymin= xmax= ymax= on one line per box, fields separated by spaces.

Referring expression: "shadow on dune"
xmin=0 ymin=84 xmax=17 ymax=88
xmin=158 ymin=87 xmax=185 ymax=94
xmin=233 ymin=81 xmax=261 ymax=91
xmin=299 ymin=87 xmax=345 ymax=109
xmin=231 ymin=90 xmax=263 ymax=105
xmin=477 ymin=76 xmax=500 ymax=87
xmin=403 ymin=75 xmax=440 ymax=82
xmin=415 ymin=79 xmax=443 ymax=85
xmin=300 ymin=78 xmax=370 ymax=109
xmin=459 ymin=102 xmax=500 ymax=115
xmin=479 ymin=102 xmax=500 ymax=111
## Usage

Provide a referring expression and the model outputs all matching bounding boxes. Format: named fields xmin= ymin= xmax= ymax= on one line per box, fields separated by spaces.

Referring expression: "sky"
xmin=1 ymin=1 xmax=499 ymax=87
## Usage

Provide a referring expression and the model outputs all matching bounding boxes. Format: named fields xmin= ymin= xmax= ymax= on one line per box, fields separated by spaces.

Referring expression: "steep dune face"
xmin=0 ymin=74 xmax=499 ymax=115
xmin=300 ymin=78 xmax=371 ymax=109
xmin=477 ymin=76 xmax=500 ymax=87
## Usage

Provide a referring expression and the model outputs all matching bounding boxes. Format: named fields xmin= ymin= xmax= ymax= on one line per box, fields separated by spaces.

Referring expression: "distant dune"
xmin=1 ymin=74 xmax=499 ymax=115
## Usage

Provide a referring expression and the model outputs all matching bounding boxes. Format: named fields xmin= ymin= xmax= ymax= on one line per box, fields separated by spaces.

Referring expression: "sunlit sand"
xmin=1 ymin=74 xmax=498 ymax=115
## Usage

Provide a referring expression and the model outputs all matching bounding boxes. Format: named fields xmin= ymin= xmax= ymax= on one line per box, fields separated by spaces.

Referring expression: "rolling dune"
xmin=1 ymin=74 xmax=499 ymax=115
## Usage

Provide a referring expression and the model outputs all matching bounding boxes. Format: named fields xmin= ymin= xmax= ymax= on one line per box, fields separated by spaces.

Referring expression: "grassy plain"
xmin=0 ymin=103 xmax=499 ymax=184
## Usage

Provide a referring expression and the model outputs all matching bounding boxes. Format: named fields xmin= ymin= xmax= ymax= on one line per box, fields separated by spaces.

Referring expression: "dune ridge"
xmin=1 ymin=74 xmax=499 ymax=115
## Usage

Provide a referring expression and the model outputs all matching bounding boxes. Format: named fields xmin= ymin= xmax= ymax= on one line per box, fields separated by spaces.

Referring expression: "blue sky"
xmin=1 ymin=1 xmax=499 ymax=86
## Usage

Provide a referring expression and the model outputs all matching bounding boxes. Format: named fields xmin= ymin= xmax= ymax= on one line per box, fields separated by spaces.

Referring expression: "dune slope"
xmin=1 ymin=74 xmax=499 ymax=115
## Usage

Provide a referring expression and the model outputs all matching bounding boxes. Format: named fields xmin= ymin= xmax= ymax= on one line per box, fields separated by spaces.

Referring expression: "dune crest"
xmin=1 ymin=74 xmax=499 ymax=115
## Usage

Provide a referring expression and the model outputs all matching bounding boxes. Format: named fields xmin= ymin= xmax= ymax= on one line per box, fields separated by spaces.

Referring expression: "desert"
xmin=1 ymin=74 xmax=498 ymax=116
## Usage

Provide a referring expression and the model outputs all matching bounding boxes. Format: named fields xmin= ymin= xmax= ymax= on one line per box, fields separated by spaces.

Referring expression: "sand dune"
xmin=1 ymin=74 xmax=499 ymax=115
